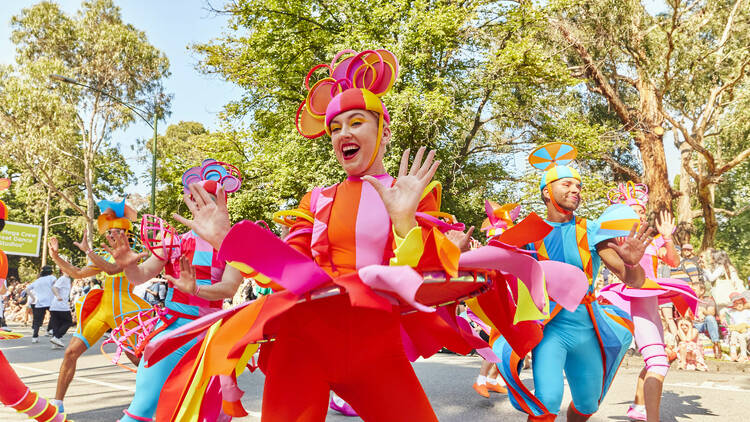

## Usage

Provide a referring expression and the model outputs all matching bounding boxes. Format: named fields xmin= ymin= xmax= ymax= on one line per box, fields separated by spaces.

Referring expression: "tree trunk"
xmin=41 ymin=188 xmax=50 ymax=267
xmin=636 ymin=130 xmax=672 ymax=213
xmin=634 ymin=80 xmax=672 ymax=215
xmin=675 ymin=141 xmax=694 ymax=245
xmin=697 ymin=179 xmax=717 ymax=250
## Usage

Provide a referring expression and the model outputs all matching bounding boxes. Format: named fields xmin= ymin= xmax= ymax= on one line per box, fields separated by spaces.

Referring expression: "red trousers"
xmin=260 ymin=295 xmax=437 ymax=422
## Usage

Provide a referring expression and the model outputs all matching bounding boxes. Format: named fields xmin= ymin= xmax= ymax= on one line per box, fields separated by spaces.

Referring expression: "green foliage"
xmin=0 ymin=0 xmax=170 ymax=273
xmin=190 ymin=0 xmax=589 ymax=230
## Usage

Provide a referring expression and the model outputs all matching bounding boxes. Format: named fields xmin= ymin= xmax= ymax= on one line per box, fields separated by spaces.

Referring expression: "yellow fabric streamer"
xmin=175 ymin=321 xmax=222 ymax=421
xmin=389 ymin=226 xmax=425 ymax=267
xmin=513 ymin=277 xmax=550 ymax=324
xmin=465 ymin=298 xmax=496 ymax=332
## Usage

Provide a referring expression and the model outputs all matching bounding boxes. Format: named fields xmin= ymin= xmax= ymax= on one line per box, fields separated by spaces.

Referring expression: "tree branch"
xmin=709 ymin=0 xmax=744 ymax=65
xmin=601 ymin=155 xmax=641 ymax=181
xmin=550 ymin=18 xmax=634 ymax=127
xmin=715 ymin=145 xmax=750 ymax=176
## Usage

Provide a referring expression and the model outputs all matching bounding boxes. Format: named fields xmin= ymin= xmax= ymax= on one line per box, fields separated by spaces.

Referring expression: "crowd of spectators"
xmin=595 ymin=242 xmax=750 ymax=370
xmin=0 ymin=266 xmax=119 ymax=349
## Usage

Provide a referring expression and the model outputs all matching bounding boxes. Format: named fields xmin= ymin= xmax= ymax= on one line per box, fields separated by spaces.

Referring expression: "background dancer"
xmin=495 ymin=142 xmax=652 ymax=422
xmin=104 ymin=161 xmax=244 ymax=422
xmin=47 ymin=199 xmax=150 ymax=413
xmin=469 ymin=201 xmax=523 ymax=398
xmin=599 ymin=182 xmax=698 ymax=422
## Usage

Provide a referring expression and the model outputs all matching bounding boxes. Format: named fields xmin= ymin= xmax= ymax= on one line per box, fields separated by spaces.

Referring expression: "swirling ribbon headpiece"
xmin=97 ymin=197 xmax=137 ymax=234
xmin=181 ymin=159 xmax=243 ymax=197
xmin=296 ymin=49 xmax=399 ymax=169
xmin=481 ymin=201 xmax=521 ymax=238
xmin=608 ymin=181 xmax=648 ymax=207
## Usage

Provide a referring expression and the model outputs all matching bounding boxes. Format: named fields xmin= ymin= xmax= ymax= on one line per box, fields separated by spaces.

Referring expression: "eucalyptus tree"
xmin=2 ymin=0 xmax=171 ymax=238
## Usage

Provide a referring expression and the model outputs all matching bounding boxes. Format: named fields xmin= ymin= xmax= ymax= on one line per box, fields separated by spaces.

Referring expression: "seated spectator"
xmin=671 ymin=243 xmax=707 ymax=289
xmin=692 ymin=283 xmax=723 ymax=359
xmin=706 ymin=250 xmax=745 ymax=307
xmin=676 ymin=316 xmax=708 ymax=371
xmin=723 ymin=292 xmax=750 ymax=363
xmin=662 ymin=312 xmax=678 ymax=363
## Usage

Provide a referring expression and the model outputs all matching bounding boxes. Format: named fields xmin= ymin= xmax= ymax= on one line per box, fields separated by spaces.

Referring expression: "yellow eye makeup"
xmin=330 ymin=123 xmax=342 ymax=131
xmin=349 ymin=117 xmax=366 ymax=125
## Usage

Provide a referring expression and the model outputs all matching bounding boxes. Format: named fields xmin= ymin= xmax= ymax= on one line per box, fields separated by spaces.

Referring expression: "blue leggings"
xmin=532 ymin=322 xmax=603 ymax=415
xmin=120 ymin=317 xmax=197 ymax=422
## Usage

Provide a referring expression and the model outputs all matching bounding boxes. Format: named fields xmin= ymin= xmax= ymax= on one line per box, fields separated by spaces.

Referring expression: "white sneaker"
xmin=0 ymin=326 xmax=10 ymax=331
xmin=46 ymin=330 xmax=53 ymax=337
xmin=31 ymin=337 xmax=39 ymax=343
xmin=50 ymin=337 xmax=65 ymax=347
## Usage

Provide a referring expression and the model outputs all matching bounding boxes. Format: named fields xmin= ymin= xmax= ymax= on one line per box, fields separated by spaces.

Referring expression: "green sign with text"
xmin=0 ymin=221 xmax=42 ymax=257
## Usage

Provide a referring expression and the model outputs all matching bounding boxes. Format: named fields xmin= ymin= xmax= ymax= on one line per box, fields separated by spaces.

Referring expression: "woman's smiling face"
xmin=329 ymin=109 xmax=389 ymax=177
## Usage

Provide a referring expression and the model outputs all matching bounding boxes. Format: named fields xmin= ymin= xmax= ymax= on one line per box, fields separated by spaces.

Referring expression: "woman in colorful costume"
xmin=140 ymin=48 xmax=571 ymax=422
xmin=103 ymin=160 xmax=245 ymax=422
xmin=493 ymin=142 xmax=653 ymax=421
xmin=47 ymin=198 xmax=150 ymax=414
xmin=598 ymin=182 xmax=698 ymax=422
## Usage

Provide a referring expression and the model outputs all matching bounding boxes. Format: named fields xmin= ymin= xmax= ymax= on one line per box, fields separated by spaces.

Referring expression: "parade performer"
xmin=493 ymin=142 xmax=653 ymax=422
xmin=0 ymin=331 xmax=70 ymax=422
xmin=47 ymin=198 xmax=150 ymax=414
xmin=470 ymin=201 xmax=521 ymax=398
xmin=104 ymin=160 xmax=245 ymax=422
xmin=140 ymin=48 xmax=577 ymax=422
xmin=598 ymin=182 xmax=698 ymax=422
xmin=0 ymin=197 xmax=69 ymax=422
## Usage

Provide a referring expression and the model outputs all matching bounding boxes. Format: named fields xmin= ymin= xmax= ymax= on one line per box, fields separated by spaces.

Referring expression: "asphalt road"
xmin=2 ymin=323 xmax=748 ymax=421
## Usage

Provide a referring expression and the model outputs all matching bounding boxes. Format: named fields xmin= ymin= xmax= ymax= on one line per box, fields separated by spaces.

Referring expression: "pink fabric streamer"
xmin=451 ymin=309 xmax=499 ymax=363
xmin=358 ymin=265 xmax=434 ymax=313
xmin=219 ymin=221 xmax=331 ymax=294
xmin=598 ymin=280 xmax=698 ymax=315
xmin=219 ymin=375 xmax=244 ymax=402
xmin=538 ymin=260 xmax=590 ymax=312
xmin=144 ymin=303 xmax=250 ymax=364
xmin=458 ymin=245 xmax=548 ymax=311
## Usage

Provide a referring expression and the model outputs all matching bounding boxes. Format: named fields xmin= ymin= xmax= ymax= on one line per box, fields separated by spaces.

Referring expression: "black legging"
xmin=31 ymin=305 xmax=49 ymax=338
xmin=49 ymin=310 xmax=73 ymax=339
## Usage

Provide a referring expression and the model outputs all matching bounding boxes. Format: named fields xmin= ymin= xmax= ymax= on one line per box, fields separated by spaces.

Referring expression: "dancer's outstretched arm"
xmin=102 ymin=231 xmax=163 ymax=285
xmin=73 ymin=229 xmax=122 ymax=275
xmin=597 ymin=222 xmax=654 ymax=288
xmin=655 ymin=210 xmax=680 ymax=267
xmin=166 ymin=256 xmax=242 ymax=301
xmin=48 ymin=237 xmax=101 ymax=279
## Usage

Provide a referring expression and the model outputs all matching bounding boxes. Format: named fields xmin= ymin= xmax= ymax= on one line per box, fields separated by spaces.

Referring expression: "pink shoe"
xmin=626 ymin=405 xmax=646 ymax=421
xmin=329 ymin=396 xmax=358 ymax=417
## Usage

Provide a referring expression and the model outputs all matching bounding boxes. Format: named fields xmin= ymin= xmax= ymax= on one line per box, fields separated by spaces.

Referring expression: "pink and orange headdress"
xmin=296 ymin=49 xmax=399 ymax=169
xmin=608 ymin=181 xmax=648 ymax=208
xmin=481 ymin=201 xmax=521 ymax=239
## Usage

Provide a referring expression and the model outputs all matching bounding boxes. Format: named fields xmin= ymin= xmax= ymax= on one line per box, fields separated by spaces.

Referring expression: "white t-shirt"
xmin=50 ymin=275 xmax=72 ymax=312
xmin=30 ymin=275 xmax=56 ymax=308
xmin=728 ymin=309 xmax=750 ymax=326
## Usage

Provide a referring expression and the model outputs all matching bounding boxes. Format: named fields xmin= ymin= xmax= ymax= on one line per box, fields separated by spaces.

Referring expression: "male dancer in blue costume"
xmin=494 ymin=142 xmax=653 ymax=421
